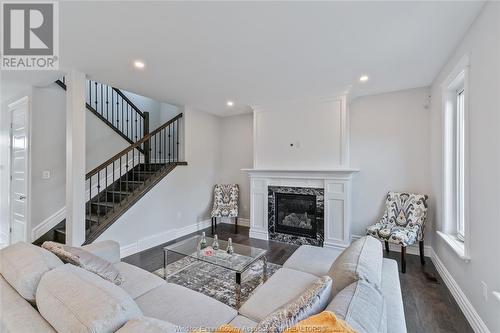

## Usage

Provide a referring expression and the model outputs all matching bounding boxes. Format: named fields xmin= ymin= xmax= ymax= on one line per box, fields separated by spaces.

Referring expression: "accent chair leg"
xmin=419 ymin=240 xmax=425 ymax=265
xmin=211 ymin=217 xmax=214 ymax=235
xmin=234 ymin=217 xmax=238 ymax=233
xmin=401 ymin=246 xmax=406 ymax=273
xmin=384 ymin=241 xmax=390 ymax=253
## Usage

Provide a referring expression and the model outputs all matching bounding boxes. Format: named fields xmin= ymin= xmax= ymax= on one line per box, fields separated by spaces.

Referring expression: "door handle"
xmin=19 ymin=195 xmax=26 ymax=200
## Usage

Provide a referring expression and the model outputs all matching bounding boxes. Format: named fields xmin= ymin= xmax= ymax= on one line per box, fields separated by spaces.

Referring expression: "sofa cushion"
xmin=114 ymin=262 xmax=165 ymax=299
xmin=81 ymin=240 xmax=121 ymax=264
xmin=283 ymin=245 xmax=342 ymax=276
xmin=42 ymin=241 xmax=123 ymax=285
xmin=0 ymin=275 xmax=56 ymax=333
xmin=228 ymin=315 xmax=258 ymax=330
xmin=326 ymin=279 xmax=386 ymax=333
xmin=0 ymin=242 xmax=63 ymax=302
xmin=135 ymin=283 xmax=237 ymax=329
xmin=254 ymin=276 xmax=333 ymax=333
xmin=328 ymin=236 xmax=383 ymax=296
xmin=36 ymin=264 xmax=142 ymax=333
xmin=116 ymin=317 xmax=178 ymax=333
xmin=239 ymin=267 xmax=318 ymax=322
xmin=381 ymin=259 xmax=406 ymax=333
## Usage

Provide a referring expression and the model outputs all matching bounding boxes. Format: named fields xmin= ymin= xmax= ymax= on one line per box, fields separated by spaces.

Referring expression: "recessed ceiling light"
xmin=134 ymin=60 xmax=145 ymax=69
xmin=359 ymin=75 xmax=369 ymax=82
xmin=226 ymin=100 xmax=234 ymax=107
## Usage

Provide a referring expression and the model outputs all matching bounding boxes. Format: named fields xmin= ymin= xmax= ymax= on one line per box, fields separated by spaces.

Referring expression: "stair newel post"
xmin=143 ymin=112 xmax=150 ymax=166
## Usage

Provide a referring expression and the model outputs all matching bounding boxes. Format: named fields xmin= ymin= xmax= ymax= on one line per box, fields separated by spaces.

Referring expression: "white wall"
xmin=96 ymin=107 xmax=223 ymax=251
xmin=429 ymin=3 xmax=500 ymax=332
xmin=350 ymin=88 xmax=432 ymax=237
xmin=122 ymin=90 xmax=179 ymax=131
xmin=253 ymin=97 xmax=347 ymax=169
xmin=30 ymin=86 xmax=66 ymax=230
xmin=219 ymin=113 xmax=253 ymax=219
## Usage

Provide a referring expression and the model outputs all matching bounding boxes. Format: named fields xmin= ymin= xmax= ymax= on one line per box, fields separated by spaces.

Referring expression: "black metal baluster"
xmin=105 ymin=164 xmax=108 ymax=217
xmin=176 ymin=120 xmax=179 ymax=162
xmin=97 ymin=172 xmax=100 ymax=225
xmin=94 ymin=82 xmax=98 ymax=113
xmin=132 ymin=148 xmax=135 ymax=191
xmin=100 ymin=83 xmax=103 ymax=115
xmin=88 ymin=177 xmax=91 ymax=232
xmin=121 ymin=98 xmax=124 ymax=134
xmin=112 ymin=160 xmax=115 ymax=212
xmin=126 ymin=152 xmax=129 ymax=194
xmin=106 ymin=85 xmax=109 ymax=120
xmin=116 ymin=93 xmax=119 ymax=130
xmin=163 ymin=127 xmax=166 ymax=166
xmin=126 ymin=105 xmax=130 ymax=139
xmin=168 ymin=124 xmax=171 ymax=164
xmin=119 ymin=156 xmax=122 ymax=205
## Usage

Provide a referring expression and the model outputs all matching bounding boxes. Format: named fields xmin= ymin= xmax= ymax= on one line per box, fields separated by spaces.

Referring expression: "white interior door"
xmin=9 ymin=97 xmax=30 ymax=244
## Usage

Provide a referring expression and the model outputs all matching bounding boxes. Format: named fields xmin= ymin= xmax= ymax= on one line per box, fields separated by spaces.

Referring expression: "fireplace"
xmin=275 ymin=193 xmax=317 ymax=238
xmin=268 ymin=186 xmax=324 ymax=246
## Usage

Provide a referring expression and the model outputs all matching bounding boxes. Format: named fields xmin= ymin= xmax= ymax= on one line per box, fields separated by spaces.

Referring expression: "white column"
xmin=65 ymin=70 xmax=86 ymax=246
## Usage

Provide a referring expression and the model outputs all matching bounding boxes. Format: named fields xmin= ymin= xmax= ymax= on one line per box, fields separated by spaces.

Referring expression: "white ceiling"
xmin=2 ymin=1 xmax=484 ymax=115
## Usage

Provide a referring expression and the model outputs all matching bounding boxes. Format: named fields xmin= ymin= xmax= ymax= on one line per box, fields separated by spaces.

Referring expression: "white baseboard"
xmin=119 ymin=219 xmax=212 ymax=258
xmin=31 ymin=207 xmax=66 ymax=241
xmin=351 ymin=234 xmax=432 ymax=257
xmin=216 ymin=217 xmax=250 ymax=227
xmin=431 ymin=250 xmax=491 ymax=333
xmin=249 ymin=228 xmax=269 ymax=240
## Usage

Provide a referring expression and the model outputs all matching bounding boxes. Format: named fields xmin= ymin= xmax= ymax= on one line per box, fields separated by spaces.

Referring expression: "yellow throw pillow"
xmin=285 ymin=311 xmax=357 ymax=333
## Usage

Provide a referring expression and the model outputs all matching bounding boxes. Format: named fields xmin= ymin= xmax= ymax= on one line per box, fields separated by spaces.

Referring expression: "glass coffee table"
xmin=164 ymin=235 xmax=268 ymax=308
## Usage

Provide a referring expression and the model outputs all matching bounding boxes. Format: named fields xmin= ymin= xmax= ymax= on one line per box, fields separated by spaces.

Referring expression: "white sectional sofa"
xmin=0 ymin=236 xmax=406 ymax=332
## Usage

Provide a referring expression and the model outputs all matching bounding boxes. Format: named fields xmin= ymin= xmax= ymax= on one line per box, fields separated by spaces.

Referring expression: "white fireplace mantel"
xmin=243 ymin=168 xmax=359 ymax=249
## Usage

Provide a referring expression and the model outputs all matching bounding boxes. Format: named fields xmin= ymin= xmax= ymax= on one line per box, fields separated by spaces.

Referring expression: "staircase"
xmin=39 ymin=78 xmax=187 ymax=245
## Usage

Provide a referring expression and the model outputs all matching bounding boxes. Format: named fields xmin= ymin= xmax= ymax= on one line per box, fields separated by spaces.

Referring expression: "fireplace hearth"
xmin=268 ymin=186 xmax=324 ymax=246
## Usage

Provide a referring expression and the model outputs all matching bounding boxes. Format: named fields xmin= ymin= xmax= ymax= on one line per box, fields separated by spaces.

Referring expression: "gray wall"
xmin=350 ymin=87 xmax=432 ymax=238
xmin=219 ymin=113 xmax=253 ymax=220
xmin=96 ymin=107 xmax=223 ymax=250
xmin=429 ymin=3 xmax=500 ymax=331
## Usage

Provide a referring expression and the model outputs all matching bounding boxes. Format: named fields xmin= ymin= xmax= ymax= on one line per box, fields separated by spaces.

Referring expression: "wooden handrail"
xmin=112 ymin=88 xmax=145 ymax=118
xmin=86 ymin=113 xmax=183 ymax=179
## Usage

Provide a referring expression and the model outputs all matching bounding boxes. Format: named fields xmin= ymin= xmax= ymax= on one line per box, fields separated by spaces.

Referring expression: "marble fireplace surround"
xmin=243 ymin=169 xmax=359 ymax=249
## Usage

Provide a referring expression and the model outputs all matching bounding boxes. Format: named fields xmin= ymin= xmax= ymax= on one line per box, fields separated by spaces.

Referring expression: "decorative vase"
xmin=199 ymin=232 xmax=207 ymax=250
xmin=212 ymin=234 xmax=219 ymax=250
xmin=226 ymin=238 xmax=234 ymax=254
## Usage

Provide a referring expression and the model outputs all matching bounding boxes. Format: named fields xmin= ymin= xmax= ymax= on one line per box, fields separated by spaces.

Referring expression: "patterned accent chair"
xmin=366 ymin=191 xmax=428 ymax=273
xmin=211 ymin=184 xmax=239 ymax=231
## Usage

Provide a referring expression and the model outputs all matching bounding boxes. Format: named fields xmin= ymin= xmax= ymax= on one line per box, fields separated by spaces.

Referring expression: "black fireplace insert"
xmin=274 ymin=192 xmax=317 ymax=238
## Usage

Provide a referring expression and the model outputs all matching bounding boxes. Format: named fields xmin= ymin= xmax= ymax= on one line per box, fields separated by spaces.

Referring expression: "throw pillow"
xmin=42 ymin=241 xmax=123 ymax=285
xmin=0 ymin=242 xmax=63 ymax=303
xmin=254 ymin=276 xmax=332 ymax=333
xmin=326 ymin=279 xmax=387 ymax=333
xmin=328 ymin=236 xmax=382 ymax=296
xmin=284 ymin=311 xmax=356 ymax=333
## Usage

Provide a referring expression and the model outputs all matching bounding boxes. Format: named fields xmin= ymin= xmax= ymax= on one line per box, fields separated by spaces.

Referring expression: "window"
xmin=455 ymin=88 xmax=465 ymax=241
xmin=438 ymin=55 xmax=470 ymax=260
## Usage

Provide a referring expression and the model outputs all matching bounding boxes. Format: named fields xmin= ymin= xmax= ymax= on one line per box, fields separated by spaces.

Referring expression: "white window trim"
xmin=439 ymin=54 xmax=471 ymax=261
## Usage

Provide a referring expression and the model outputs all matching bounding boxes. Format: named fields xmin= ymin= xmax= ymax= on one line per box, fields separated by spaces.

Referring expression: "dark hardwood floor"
xmin=123 ymin=223 xmax=472 ymax=333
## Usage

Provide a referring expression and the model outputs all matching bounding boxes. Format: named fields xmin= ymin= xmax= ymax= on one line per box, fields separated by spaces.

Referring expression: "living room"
xmin=0 ymin=1 xmax=499 ymax=333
